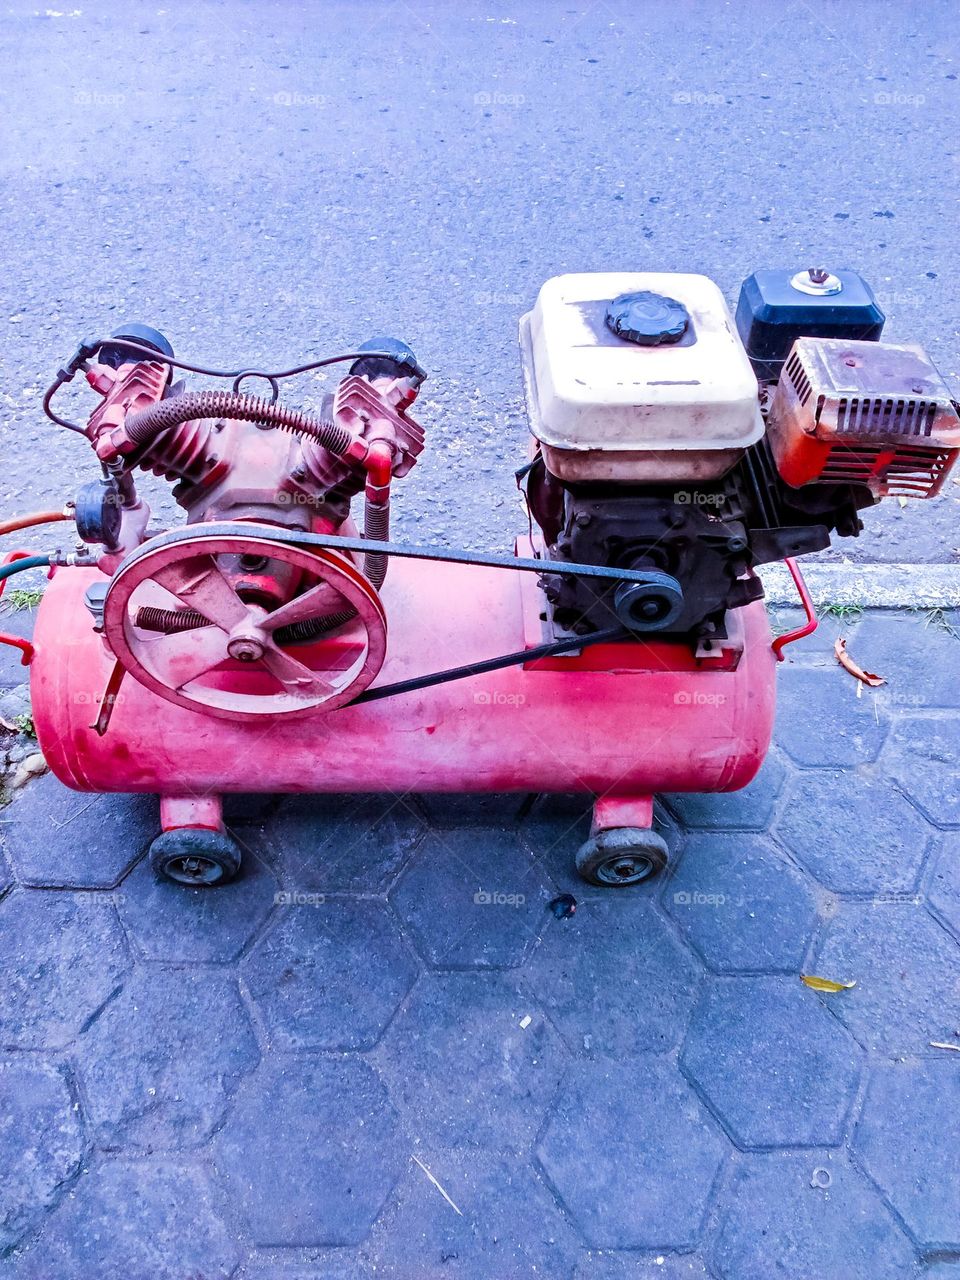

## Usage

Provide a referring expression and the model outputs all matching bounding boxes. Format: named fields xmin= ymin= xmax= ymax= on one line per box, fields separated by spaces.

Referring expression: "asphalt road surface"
xmin=0 ymin=0 xmax=957 ymax=562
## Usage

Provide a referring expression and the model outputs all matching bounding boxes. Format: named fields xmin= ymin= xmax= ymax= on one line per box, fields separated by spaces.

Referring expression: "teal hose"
xmin=0 ymin=555 xmax=52 ymax=583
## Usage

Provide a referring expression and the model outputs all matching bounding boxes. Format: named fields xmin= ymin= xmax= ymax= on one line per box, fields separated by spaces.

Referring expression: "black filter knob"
xmin=605 ymin=291 xmax=690 ymax=346
xmin=99 ymin=323 xmax=175 ymax=384
xmin=349 ymin=336 xmax=427 ymax=386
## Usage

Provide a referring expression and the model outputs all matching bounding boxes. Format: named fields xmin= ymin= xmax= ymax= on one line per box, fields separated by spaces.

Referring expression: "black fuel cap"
xmin=605 ymin=290 xmax=689 ymax=346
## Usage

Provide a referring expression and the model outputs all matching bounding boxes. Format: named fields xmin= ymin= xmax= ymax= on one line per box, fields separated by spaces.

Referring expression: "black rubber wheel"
xmin=575 ymin=827 xmax=668 ymax=887
xmin=149 ymin=827 xmax=241 ymax=886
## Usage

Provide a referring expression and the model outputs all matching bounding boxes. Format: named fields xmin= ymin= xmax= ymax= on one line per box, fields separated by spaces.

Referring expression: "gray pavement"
xmin=0 ymin=4 xmax=959 ymax=1278
xmin=0 ymin=604 xmax=958 ymax=1277
xmin=0 ymin=0 xmax=957 ymax=559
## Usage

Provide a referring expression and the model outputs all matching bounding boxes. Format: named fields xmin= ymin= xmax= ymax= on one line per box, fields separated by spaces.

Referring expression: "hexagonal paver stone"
xmin=775 ymin=664 xmax=889 ymax=767
xmin=519 ymin=793 xmax=597 ymax=897
xmin=243 ymin=899 xmax=417 ymax=1051
xmin=574 ymin=1254 xmax=715 ymax=1279
xmin=881 ymin=714 xmax=960 ymax=827
xmin=853 ymin=1060 xmax=960 ymax=1248
xmin=417 ymin=792 xmax=526 ymax=829
xmin=265 ymin=792 xmax=425 ymax=894
xmin=853 ymin=612 xmax=960 ymax=711
xmin=0 ymin=890 xmax=128 ymax=1050
xmin=681 ymin=976 xmax=862 ymax=1149
xmin=0 ymin=776 xmax=154 ymax=888
xmin=77 ymin=967 xmax=259 ymax=1150
xmin=0 ymin=1058 xmax=83 ymax=1252
xmin=537 ymin=1056 xmax=726 ymax=1249
xmin=235 ymin=1259 xmax=366 ymax=1280
xmin=663 ymin=834 xmax=817 ymax=973
xmin=776 ymin=770 xmax=932 ymax=895
xmin=710 ymin=1151 xmax=917 ymax=1280
xmin=364 ymin=1149 xmax=580 ymax=1277
xmin=390 ymin=827 xmax=553 ymax=968
xmin=813 ymin=902 xmax=960 ymax=1054
xmin=665 ymin=753 xmax=787 ymax=832
xmin=526 ymin=897 xmax=700 ymax=1057
xmin=0 ymin=605 xmax=37 ymax=685
xmin=118 ymin=844 xmax=276 ymax=963
xmin=13 ymin=1160 xmax=237 ymax=1279
xmin=375 ymin=971 xmax=567 ymax=1150
xmin=929 ymin=831 xmax=960 ymax=938
xmin=217 ymin=1056 xmax=406 ymax=1247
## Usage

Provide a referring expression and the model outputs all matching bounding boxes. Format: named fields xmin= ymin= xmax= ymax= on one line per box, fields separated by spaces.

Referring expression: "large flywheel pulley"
xmin=102 ymin=524 xmax=387 ymax=721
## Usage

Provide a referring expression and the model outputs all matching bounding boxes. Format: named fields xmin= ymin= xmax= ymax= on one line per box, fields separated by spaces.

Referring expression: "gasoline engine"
xmin=4 ymin=268 xmax=957 ymax=887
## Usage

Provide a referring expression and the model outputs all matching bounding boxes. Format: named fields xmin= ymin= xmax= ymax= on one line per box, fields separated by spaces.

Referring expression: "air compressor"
xmin=3 ymin=268 xmax=957 ymax=888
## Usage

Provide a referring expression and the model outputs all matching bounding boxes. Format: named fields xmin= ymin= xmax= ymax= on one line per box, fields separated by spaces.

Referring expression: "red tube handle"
xmin=771 ymin=557 xmax=818 ymax=662
xmin=0 ymin=551 xmax=42 ymax=665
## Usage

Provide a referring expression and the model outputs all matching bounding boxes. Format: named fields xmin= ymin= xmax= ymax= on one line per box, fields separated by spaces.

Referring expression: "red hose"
xmin=0 ymin=510 xmax=69 ymax=536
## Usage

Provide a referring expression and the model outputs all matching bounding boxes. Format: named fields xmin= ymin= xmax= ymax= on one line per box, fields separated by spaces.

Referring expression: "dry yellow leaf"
xmin=834 ymin=637 xmax=886 ymax=688
xmin=801 ymin=974 xmax=857 ymax=993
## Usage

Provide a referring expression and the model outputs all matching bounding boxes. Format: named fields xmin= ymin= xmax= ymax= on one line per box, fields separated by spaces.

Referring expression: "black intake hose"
xmin=124 ymin=390 xmax=354 ymax=456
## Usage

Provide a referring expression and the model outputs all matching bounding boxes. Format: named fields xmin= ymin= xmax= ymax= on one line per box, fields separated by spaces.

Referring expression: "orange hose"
xmin=0 ymin=510 xmax=70 ymax=536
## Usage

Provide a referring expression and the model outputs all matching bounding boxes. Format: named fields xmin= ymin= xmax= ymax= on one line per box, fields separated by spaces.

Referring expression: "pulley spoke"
xmin=153 ymin=556 xmax=250 ymax=631
xmin=260 ymin=581 xmax=346 ymax=632
xmin=259 ymin=642 xmax=336 ymax=699
xmin=146 ymin=627 xmax=231 ymax=689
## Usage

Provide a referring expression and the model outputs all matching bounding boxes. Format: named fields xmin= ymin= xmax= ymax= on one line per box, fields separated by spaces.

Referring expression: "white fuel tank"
xmin=520 ymin=272 xmax=764 ymax=482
